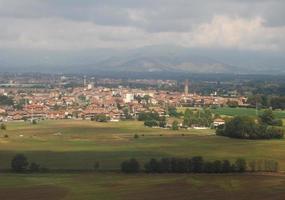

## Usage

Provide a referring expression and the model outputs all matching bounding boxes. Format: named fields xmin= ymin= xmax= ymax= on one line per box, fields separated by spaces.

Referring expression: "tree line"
xmin=247 ymin=95 xmax=285 ymax=110
xmin=183 ymin=108 xmax=213 ymax=128
xmin=121 ymin=157 xmax=279 ymax=173
xmin=5 ymin=154 xmax=279 ymax=174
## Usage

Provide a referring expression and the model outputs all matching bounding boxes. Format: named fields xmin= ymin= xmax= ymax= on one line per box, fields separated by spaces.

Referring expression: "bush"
xmin=0 ymin=123 xmax=6 ymax=130
xmin=265 ymin=127 xmax=284 ymax=139
xmin=144 ymin=119 xmax=158 ymax=127
xmin=217 ymin=116 xmax=284 ymax=139
xmin=92 ymin=114 xmax=109 ymax=122
xmin=121 ymin=158 xmax=140 ymax=173
xmin=134 ymin=134 xmax=139 ymax=139
xmin=29 ymin=162 xmax=40 ymax=172
xmin=11 ymin=154 xmax=29 ymax=172
xmin=172 ymin=120 xmax=179 ymax=130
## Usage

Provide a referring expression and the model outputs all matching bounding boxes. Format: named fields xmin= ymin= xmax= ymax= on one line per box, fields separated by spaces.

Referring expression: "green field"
xmin=211 ymin=107 xmax=285 ymax=118
xmin=0 ymin=173 xmax=285 ymax=200
xmin=1 ymin=120 xmax=285 ymax=199
xmin=1 ymin=120 xmax=285 ymax=171
xmin=177 ymin=107 xmax=285 ymax=118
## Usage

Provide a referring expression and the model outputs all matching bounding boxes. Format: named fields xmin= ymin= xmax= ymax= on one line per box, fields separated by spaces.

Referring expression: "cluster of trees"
xmin=248 ymin=160 xmax=278 ymax=172
xmin=247 ymin=95 xmax=285 ymax=110
xmin=183 ymin=109 xmax=213 ymax=127
xmin=0 ymin=95 xmax=13 ymax=106
xmin=144 ymin=157 xmax=246 ymax=173
xmin=121 ymin=158 xmax=140 ymax=173
xmin=11 ymin=154 xmax=43 ymax=173
xmin=91 ymin=114 xmax=110 ymax=122
xmin=259 ymin=109 xmax=283 ymax=126
xmin=217 ymin=113 xmax=284 ymax=139
xmin=138 ymin=112 xmax=166 ymax=128
xmin=167 ymin=106 xmax=182 ymax=118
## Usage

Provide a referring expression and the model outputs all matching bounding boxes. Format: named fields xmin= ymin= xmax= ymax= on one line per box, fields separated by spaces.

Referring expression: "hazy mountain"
xmin=0 ymin=45 xmax=284 ymax=74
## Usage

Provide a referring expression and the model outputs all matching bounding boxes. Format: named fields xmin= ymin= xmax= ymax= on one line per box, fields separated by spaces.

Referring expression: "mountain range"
xmin=0 ymin=45 xmax=284 ymax=75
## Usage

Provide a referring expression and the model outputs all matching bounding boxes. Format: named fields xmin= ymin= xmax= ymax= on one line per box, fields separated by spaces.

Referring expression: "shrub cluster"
xmin=139 ymin=111 xmax=166 ymax=128
xmin=11 ymin=154 xmax=43 ymax=173
xmin=217 ymin=116 xmax=284 ymax=139
xmin=91 ymin=114 xmax=110 ymax=122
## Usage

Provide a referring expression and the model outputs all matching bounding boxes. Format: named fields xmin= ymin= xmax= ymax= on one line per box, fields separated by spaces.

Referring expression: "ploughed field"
xmin=0 ymin=173 xmax=285 ymax=200
xmin=0 ymin=120 xmax=285 ymax=171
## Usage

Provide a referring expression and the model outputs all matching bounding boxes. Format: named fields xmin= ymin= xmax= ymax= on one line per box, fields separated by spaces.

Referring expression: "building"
xmin=213 ymin=118 xmax=225 ymax=127
xmin=184 ymin=79 xmax=189 ymax=96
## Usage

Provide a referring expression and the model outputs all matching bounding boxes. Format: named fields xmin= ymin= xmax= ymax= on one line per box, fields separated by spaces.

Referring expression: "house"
xmin=213 ymin=118 xmax=225 ymax=127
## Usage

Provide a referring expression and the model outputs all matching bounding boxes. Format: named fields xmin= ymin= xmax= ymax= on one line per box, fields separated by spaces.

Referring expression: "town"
xmin=0 ymin=74 xmax=249 ymax=127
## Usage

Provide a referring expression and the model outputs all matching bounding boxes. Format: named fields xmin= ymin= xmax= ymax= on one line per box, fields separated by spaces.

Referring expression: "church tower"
xmin=184 ymin=79 xmax=189 ymax=95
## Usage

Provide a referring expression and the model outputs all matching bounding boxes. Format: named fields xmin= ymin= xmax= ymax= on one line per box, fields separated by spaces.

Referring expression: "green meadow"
xmin=177 ymin=106 xmax=285 ymax=118
xmin=1 ymin=119 xmax=285 ymax=199
xmin=0 ymin=120 xmax=285 ymax=170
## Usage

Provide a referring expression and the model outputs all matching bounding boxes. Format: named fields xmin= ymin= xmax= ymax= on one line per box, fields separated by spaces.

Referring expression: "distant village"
xmin=0 ymin=74 xmax=248 ymax=124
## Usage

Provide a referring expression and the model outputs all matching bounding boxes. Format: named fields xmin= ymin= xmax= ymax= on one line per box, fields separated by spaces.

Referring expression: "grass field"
xmin=1 ymin=119 xmax=285 ymax=200
xmin=1 ymin=120 xmax=285 ymax=171
xmin=177 ymin=107 xmax=285 ymax=118
xmin=0 ymin=173 xmax=285 ymax=200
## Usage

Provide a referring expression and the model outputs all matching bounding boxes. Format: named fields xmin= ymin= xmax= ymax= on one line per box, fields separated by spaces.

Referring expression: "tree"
xmin=172 ymin=120 xmax=179 ymax=130
xmin=216 ymin=116 xmax=283 ymax=139
xmin=0 ymin=123 xmax=6 ymax=130
xmin=227 ymin=100 xmax=238 ymax=108
xmin=212 ymin=160 xmax=222 ymax=173
xmin=144 ymin=158 xmax=160 ymax=173
xmin=0 ymin=95 xmax=13 ymax=106
xmin=29 ymin=162 xmax=40 ymax=172
xmin=94 ymin=161 xmax=100 ymax=171
xmin=259 ymin=109 xmax=275 ymax=125
xmin=168 ymin=106 xmax=180 ymax=117
xmin=121 ymin=158 xmax=140 ymax=173
xmin=222 ymin=160 xmax=232 ymax=173
xmin=265 ymin=127 xmax=284 ymax=139
xmin=134 ymin=134 xmax=139 ymax=139
xmin=235 ymin=158 xmax=247 ymax=172
xmin=191 ymin=156 xmax=204 ymax=173
xmin=11 ymin=154 xmax=29 ymax=172
xmin=123 ymin=107 xmax=132 ymax=119
xmin=144 ymin=119 xmax=158 ymax=127
xmin=159 ymin=158 xmax=171 ymax=173
xmin=93 ymin=114 xmax=109 ymax=122
xmin=158 ymin=117 xmax=166 ymax=128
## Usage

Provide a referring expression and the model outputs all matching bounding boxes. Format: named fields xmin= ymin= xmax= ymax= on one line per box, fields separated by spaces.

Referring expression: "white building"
xmin=124 ymin=93 xmax=134 ymax=103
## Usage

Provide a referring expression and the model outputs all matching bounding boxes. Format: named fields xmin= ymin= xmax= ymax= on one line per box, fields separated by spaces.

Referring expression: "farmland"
xmin=177 ymin=106 xmax=285 ymax=118
xmin=1 ymin=119 xmax=285 ymax=199
xmin=0 ymin=120 xmax=285 ymax=170
xmin=1 ymin=173 xmax=285 ymax=200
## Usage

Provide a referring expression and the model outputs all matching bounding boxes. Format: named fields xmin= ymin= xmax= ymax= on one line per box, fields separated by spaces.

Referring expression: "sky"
xmin=0 ymin=0 xmax=284 ymax=51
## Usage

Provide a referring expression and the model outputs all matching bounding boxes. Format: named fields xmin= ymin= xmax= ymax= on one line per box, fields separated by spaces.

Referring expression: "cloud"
xmin=0 ymin=15 xmax=284 ymax=51
xmin=187 ymin=15 xmax=285 ymax=51
xmin=0 ymin=0 xmax=284 ymax=52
